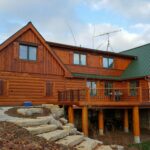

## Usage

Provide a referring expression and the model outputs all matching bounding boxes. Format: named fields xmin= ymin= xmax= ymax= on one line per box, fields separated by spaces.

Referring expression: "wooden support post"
xmin=124 ymin=109 xmax=129 ymax=133
xmin=82 ymin=106 xmax=88 ymax=136
xmin=68 ymin=106 xmax=74 ymax=124
xmin=98 ymin=109 xmax=104 ymax=135
xmin=133 ymin=106 xmax=140 ymax=143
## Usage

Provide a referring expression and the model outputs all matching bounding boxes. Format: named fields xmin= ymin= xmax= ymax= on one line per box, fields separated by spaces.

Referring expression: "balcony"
xmin=58 ymin=88 xmax=150 ymax=107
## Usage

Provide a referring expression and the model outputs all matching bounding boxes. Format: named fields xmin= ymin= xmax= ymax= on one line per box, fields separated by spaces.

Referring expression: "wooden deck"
xmin=58 ymin=88 xmax=150 ymax=107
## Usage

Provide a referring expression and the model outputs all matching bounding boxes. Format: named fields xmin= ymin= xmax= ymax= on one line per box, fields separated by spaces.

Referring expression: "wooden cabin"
xmin=0 ymin=22 xmax=150 ymax=143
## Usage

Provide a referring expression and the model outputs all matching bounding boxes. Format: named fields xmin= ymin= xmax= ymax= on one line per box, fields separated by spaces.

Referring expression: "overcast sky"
xmin=0 ymin=0 xmax=150 ymax=52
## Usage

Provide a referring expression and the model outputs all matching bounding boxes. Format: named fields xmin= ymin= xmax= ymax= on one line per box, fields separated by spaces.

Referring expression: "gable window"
xmin=103 ymin=57 xmax=114 ymax=68
xmin=105 ymin=82 xmax=113 ymax=96
xmin=87 ymin=81 xmax=97 ymax=96
xmin=130 ymin=81 xmax=139 ymax=96
xmin=73 ymin=53 xmax=86 ymax=65
xmin=19 ymin=44 xmax=37 ymax=61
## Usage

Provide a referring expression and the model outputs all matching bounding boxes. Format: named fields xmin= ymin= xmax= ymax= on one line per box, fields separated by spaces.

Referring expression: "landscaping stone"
xmin=56 ymin=135 xmax=84 ymax=147
xmin=111 ymin=145 xmax=124 ymax=150
xmin=96 ymin=145 xmax=112 ymax=150
xmin=38 ymin=129 xmax=69 ymax=141
xmin=75 ymin=138 xmax=98 ymax=150
xmin=12 ymin=117 xmax=51 ymax=127
xmin=60 ymin=117 xmax=68 ymax=124
xmin=17 ymin=108 xmax=43 ymax=116
xmin=25 ymin=124 xmax=57 ymax=135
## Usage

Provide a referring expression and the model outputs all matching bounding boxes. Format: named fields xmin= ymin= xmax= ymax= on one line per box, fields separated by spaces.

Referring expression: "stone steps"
xmin=56 ymin=135 xmax=84 ymax=147
xmin=75 ymin=138 xmax=99 ymax=150
xmin=8 ymin=105 xmax=123 ymax=150
xmin=25 ymin=124 xmax=57 ymax=135
xmin=37 ymin=129 xmax=69 ymax=141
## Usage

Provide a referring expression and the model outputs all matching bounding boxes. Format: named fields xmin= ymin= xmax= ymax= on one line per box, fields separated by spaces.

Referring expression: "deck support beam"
xmin=82 ymin=106 xmax=88 ymax=136
xmin=133 ymin=106 xmax=140 ymax=143
xmin=124 ymin=109 xmax=129 ymax=133
xmin=68 ymin=106 xmax=74 ymax=124
xmin=98 ymin=109 xmax=104 ymax=135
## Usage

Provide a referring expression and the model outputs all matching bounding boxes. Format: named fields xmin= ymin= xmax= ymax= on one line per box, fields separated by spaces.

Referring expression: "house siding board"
xmin=0 ymin=72 xmax=65 ymax=105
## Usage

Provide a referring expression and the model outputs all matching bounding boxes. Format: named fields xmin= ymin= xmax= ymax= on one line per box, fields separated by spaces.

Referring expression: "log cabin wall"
xmin=53 ymin=47 xmax=132 ymax=77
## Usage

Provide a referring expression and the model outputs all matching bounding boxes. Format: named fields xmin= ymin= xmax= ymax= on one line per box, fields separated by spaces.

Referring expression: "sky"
xmin=0 ymin=0 xmax=150 ymax=52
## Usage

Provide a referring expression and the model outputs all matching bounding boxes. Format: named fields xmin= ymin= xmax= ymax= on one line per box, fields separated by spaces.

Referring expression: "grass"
xmin=129 ymin=141 xmax=150 ymax=150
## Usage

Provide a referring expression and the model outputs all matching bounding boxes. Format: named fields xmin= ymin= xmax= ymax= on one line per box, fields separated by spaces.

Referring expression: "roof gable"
xmin=0 ymin=22 xmax=71 ymax=77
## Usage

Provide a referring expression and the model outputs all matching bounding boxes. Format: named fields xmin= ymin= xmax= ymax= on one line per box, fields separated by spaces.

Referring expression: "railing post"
xmin=139 ymin=87 xmax=142 ymax=103
xmin=86 ymin=87 xmax=90 ymax=102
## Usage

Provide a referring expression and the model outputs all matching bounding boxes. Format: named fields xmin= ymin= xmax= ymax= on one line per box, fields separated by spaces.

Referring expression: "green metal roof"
xmin=120 ymin=43 xmax=150 ymax=79
xmin=72 ymin=73 xmax=120 ymax=80
xmin=72 ymin=43 xmax=150 ymax=80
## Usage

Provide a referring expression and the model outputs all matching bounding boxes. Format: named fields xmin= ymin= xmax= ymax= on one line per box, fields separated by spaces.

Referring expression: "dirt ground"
xmin=0 ymin=121 xmax=71 ymax=150
xmin=5 ymin=107 xmax=51 ymax=118
xmin=89 ymin=129 xmax=150 ymax=149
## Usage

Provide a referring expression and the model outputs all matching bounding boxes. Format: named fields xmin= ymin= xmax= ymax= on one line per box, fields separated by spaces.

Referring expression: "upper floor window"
xmin=73 ymin=53 xmax=86 ymax=65
xmin=130 ymin=81 xmax=139 ymax=96
xmin=19 ymin=44 xmax=37 ymax=61
xmin=87 ymin=81 xmax=97 ymax=96
xmin=103 ymin=57 xmax=114 ymax=68
xmin=105 ymin=82 xmax=113 ymax=96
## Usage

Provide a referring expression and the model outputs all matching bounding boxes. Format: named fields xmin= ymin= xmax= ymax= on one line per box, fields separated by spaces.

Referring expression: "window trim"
xmin=73 ymin=52 xmax=87 ymax=66
xmin=19 ymin=44 xmax=38 ymax=61
xmin=103 ymin=56 xmax=114 ymax=69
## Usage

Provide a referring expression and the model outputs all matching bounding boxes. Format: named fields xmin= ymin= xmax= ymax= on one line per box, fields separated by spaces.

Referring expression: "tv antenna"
xmin=95 ymin=29 xmax=121 ymax=51
xmin=66 ymin=22 xmax=77 ymax=46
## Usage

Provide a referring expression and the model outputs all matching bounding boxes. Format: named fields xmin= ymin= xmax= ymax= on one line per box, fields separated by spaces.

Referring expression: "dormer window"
xmin=103 ymin=57 xmax=114 ymax=68
xmin=19 ymin=44 xmax=37 ymax=61
xmin=73 ymin=53 xmax=86 ymax=65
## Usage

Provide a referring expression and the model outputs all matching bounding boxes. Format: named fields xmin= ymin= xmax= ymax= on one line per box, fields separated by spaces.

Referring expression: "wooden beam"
xmin=124 ymin=109 xmax=129 ymax=133
xmin=82 ymin=106 xmax=88 ymax=136
xmin=133 ymin=106 xmax=140 ymax=143
xmin=98 ymin=109 xmax=104 ymax=135
xmin=68 ymin=106 xmax=74 ymax=124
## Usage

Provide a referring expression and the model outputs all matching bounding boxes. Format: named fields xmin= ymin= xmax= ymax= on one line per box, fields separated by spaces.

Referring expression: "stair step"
xmin=26 ymin=124 xmax=57 ymax=135
xmin=12 ymin=117 xmax=51 ymax=127
xmin=75 ymin=138 xmax=98 ymax=150
xmin=96 ymin=145 xmax=113 ymax=150
xmin=56 ymin=135 xmax=84 ymax=147
xmin=37 ymin=129 xmax=69 ymax=141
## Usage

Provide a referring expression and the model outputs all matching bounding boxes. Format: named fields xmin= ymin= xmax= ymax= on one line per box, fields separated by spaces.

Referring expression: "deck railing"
xmin=58 ymin=87 xmax=150 ymax=103
xmin=58 ymin=89 xmax=87 ymax=101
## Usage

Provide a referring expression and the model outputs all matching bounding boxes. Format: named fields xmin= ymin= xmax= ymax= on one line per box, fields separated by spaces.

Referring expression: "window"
xmin=0 ymin=80 xmax=3 ymax=96
xmin=19 ymin=44 xmax=37 ymax=61
xmin=73 ymin=53 xmax=86 ymax=65
xmin=105 ymin=82 xmax=113 ymax=96
xmin=87 ymin=81 xmax=97 ymax=96
xmin=103 ymin=57 xmax=114 ymax=68
xmin=130 ymin=81 xmax=139 ymax=96
xmin=46 ymin=81 xmax=53 ymax=96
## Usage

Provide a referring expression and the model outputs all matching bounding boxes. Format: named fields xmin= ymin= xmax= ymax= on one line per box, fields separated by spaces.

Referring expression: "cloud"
xmin=0 ymin=0 xmax=149 ymax=52
xmin=84 ymin=0 xmax=150 ymax=22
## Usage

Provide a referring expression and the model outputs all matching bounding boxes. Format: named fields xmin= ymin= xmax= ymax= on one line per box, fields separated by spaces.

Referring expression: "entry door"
xmin=87 ymin=81 xmax=97 ymax=96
